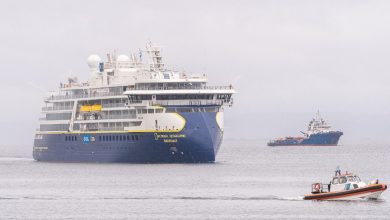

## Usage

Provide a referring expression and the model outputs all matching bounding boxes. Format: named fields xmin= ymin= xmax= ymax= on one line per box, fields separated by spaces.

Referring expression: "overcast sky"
xmin=1 ymin=0 xmax=390 ymax=151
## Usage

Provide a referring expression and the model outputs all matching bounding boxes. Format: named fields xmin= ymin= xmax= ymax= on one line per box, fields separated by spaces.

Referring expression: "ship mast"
xmin=145 ymin=42 xmax=165 ymax=71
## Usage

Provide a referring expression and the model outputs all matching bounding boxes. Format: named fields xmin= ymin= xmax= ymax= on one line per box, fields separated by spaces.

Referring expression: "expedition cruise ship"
xmin=33 ymin=43 xmax=235 ymax=163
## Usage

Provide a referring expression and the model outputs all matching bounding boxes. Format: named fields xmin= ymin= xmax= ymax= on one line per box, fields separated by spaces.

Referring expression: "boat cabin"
xmin=311 ymin=172 xmax=368 ymax=194
xmin=330 ymin=173 xmax=366 ymax=192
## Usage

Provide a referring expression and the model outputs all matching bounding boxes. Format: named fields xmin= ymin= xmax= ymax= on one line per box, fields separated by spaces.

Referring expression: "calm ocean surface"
xmin=0 ymin=140 xmax=389 ymax=219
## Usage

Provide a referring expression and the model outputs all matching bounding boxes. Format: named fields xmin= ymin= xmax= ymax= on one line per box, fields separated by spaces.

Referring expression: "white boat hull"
xmin=303 ymin=183 xmax=387 ymax=201
xmin=326 ymin=190 xmax=383 ymax=201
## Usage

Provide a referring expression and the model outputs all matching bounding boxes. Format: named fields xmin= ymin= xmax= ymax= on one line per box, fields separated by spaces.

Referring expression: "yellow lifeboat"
xmin=80 ymin=104 xmax=102 ymax=112
xmin=91 ymin=104 xmax=102 ymax=111
xmin=80 ymin=105 xmax=92 ymax=112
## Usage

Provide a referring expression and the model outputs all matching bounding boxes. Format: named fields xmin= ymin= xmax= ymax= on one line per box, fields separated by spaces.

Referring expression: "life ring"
xmin=314 ymin=183 xmax=321 ymax=192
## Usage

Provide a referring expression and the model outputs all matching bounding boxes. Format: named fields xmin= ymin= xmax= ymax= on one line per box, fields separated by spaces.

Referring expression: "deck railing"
xmin=45 ymin=85 xmax=234 ymax=101
xmin=102 ymin=103 xmax=126 ymax=108
xmin=129 ymin=85 xmax=234 ymax=91
xmin=42 ymin=106 xmax=73 ymax=111
xmin=45 ymin=91 xmax=125 ymax=101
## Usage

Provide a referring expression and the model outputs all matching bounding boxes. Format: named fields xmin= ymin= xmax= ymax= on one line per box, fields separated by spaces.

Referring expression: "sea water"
xmin=0 ymin=140 xmax=389 ymax=219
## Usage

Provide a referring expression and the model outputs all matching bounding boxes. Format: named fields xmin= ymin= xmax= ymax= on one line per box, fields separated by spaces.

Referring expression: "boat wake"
xmin=0 ymin=195 xmax=304 ymax=201
xmin=0 ymin=157 xmax=33 ymax=161
xmin=170 ymin=195 xmax=304 ymax=201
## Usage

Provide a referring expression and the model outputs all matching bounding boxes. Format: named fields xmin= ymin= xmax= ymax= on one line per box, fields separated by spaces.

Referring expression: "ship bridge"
xmin=124 ymin=85 xmax=235 ymax=107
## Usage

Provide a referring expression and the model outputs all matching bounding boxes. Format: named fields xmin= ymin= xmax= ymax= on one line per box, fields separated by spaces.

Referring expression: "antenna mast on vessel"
xmin=145 ymin=42 xmax=165 ymax=71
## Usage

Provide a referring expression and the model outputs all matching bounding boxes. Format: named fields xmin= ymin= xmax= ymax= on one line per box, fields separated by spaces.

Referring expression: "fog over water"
xmin=1 ymin=0 xmax=390 ymax=153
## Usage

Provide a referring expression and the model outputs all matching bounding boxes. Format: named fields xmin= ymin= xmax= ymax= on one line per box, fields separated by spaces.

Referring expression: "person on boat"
xmin=335 ymin=166 xmax=341 ymax=176
xmin=328 ymin=181 xmax=331 ymax=192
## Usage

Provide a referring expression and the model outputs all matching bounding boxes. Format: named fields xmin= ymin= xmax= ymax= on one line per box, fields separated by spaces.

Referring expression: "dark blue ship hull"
xmin=268 ymin=131 xmax=343 ymax=146
xmin=300 ymin=132 xmax=343 ymax=145
xmin=33 ymin=112 xmax=223 ymax=163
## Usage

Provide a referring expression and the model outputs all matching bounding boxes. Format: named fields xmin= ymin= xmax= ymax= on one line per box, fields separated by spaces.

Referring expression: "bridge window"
xmin=128 ymin=95 xmax=152 ymax=103
xmin=156 ymin=94 xmax=213 ymax=100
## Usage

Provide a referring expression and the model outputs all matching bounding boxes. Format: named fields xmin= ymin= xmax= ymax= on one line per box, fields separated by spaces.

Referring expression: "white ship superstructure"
xmin=306 ymin=111 xmax=332 ymax=135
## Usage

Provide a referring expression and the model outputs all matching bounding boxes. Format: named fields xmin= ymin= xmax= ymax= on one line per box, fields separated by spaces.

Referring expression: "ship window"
xmin=332 ymin=177 xmax=339 ymax=184
xmin=75 ymin=136 xmax=77 ymax=141
xmin=127 ymin=135 xmax=130 ymax=141
xmin=353 ymin=184 xmax=358 ymax=189
xmin=340 ymin=177 xmax=347 ymax=184
xmin=135 ymin=135 xmax=138 ymax=141
xmin=102 ymin=136 xmax=105 ymax=141
xmin=120 ymin=136 xmax=123 ymax=141
xmin=99 ymin=136 xmax=101 ymax=141
xmin=65 ymin=136 xmax=68 ymax=141
xmin=142 ymin=109 xmax=147 ymax=114
xmin=156 ymin=109 xmax=163 ymax=113
xmin=132 ymin=135 xmax=135 ymax=141
xmin=205 ymin=107 xmax=218 ymax=112
xmin=176 ymin=107 xmax=192 ymax=113
xmin=347 ymin=176 xmax=355 ymax=182
xmin=109 ymin=136 xmax=112 ymax=141
xmin=115 ymin=136 xmax=119 ymax=141
xmin=165 ymin=108 xmax=176 ymax=113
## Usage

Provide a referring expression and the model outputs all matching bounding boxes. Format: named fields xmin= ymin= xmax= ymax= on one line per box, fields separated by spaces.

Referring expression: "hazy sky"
xmin=1 ymin=0 xmax=390 ymax=149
